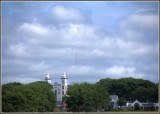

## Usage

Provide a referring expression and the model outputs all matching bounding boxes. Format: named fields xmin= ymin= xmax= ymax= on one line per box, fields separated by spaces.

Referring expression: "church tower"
xmin=44 ymin=73 xmax=51 ymax=84
xmin=61 ymin=72 xmax=68 ymax=97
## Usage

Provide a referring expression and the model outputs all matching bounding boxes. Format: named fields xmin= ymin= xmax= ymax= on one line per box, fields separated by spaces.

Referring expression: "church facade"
xmin=44 ymin=72 xmax=68 ymax=109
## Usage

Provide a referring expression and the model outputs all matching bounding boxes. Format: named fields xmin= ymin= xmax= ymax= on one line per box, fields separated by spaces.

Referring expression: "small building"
xmin=126 ymin=100 xmax=143 ymax=110
xmin=126 ymin=99 xmax=159 ymax=111
xmin=110 ymin=95 xmax=119 ymax=109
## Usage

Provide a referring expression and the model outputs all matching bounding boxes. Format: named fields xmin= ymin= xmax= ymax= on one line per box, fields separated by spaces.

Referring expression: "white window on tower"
xmin=62 ymin=91 xmax=64 ymax=95
xmin=62 ymin=85 xmax=64 ymax=89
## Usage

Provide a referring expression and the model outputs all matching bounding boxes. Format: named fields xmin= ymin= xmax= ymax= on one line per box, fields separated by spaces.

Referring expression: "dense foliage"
xmin=63 ymin=82 xmax=110 ymax=112
xmin=118 ymin=97 xmax=126 ymax=106
xmin=134 ymin=103 xmax=140 ymax=111
xmin=97 ymin=77 xmax=158 ymax=102
xmin=2 ymin=81 xmax=56 ymax=112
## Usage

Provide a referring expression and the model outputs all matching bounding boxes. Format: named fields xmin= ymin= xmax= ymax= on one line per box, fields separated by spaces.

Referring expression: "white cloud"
xmin=2 ymin=4 xmax=159 ymax=84
xmin=120 ymin=9 xmax=158 ymax=30
xmin=105 ymin=66 xmax=135 ymax=77
xmin=7 ymin=20 xmax=158 ymax=62
xmin=51 ymin=6 xmax=86 ymax=23
xmin=19 ymin=23 xmax=49 ymax=35
xmin=132 ymin=44 xmax=158 ymax=56
xmin=119 ymin=9 xmax=158 ymax=44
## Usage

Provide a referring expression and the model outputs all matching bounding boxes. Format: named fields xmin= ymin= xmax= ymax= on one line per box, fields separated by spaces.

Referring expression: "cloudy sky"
xmin=2 ymin=2 xmax=159 ymax=84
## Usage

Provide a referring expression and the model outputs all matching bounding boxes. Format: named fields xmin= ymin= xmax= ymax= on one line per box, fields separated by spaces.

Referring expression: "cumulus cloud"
xmin=2 ymin=2 xmax=159 ymax=84
xmin=119 ymin=8 xmax=159 ymax=45
xmin=120 ymin=8 xmax=158 ymax=29
xmin=19 ymin=23 xmax=49 ymax=35
xmin=36 ymin=5 xmax=89 ymax=26
xmin=105 ymin=66 xmax=135 ymax=77
xmin=51 ymin=6 xmax=86 ymax=23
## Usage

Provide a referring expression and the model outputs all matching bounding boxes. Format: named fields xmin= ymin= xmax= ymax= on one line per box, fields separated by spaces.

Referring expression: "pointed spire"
xmin=62 ymin=72 xmax=67 ymax=78
xmin=46 ymin=73 xmax=49 ymax=78
xmin=63 ymin=72 xmax=66 ymax=77
xmin=45 ymin=73 xmax=51 ymax=80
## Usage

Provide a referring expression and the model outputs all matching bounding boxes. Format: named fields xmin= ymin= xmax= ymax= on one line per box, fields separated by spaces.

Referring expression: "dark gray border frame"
xmin=0 ymin=1 xmax=1 ymax=113
xmin=0 ymin=1 xmax=159 ymax=114
xmin=159 ymin=2 xmax=160 ymax=114
xmin=1 ymin=0 xmax=159 ymax=2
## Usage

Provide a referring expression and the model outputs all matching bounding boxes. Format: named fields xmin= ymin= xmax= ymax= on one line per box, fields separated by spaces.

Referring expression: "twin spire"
xmin=44 ymin=72 xmax=67 ymax=81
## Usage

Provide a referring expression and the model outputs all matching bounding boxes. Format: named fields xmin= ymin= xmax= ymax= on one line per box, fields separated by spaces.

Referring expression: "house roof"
xmin=154 ymin=103 xmax=159 ymax=106
xmin=127 ymin=100 xmax=159 ymax=107
xmin=110 ymin=95 xmax=118 ymax=100
xmin=130 ymin=100 xmax=143 ymax=107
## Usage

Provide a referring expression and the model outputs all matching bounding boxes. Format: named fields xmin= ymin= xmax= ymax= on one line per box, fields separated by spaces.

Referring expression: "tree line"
xmin=2 ymin=81 xmax=56 ymax=112
xmin=2 ymin=77 xmax=158 ymax=112
xmin=97 ymin=77 xmax=158 ymax=103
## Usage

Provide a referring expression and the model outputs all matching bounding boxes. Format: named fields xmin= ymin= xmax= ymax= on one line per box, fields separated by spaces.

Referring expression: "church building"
xmin=44 ymin=72 xmax=68 ymax=109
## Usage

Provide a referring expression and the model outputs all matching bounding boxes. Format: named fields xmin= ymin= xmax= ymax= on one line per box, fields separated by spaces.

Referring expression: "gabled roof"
xmin=130 ymin=100 xmax=143 ymax=107
xmin=110 ymin=95 xmax=118 ymax=100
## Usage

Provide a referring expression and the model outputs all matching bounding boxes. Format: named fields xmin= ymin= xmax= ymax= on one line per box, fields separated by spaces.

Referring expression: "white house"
xmin=44 ymin=72 xmax=68 ymax=109
xmin=126 ymin=100 xmax=143 ymax=109
xmin=110 ymin=95 xmax=119 ymax=109
xmin=126 ymin=99 xmax=159 ymax=111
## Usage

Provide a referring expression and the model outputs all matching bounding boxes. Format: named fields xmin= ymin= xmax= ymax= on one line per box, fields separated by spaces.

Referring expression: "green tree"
xmin=132 ymin=86 xmax=158 ymax=102
xmin=118 ymin=97 xmax=126 ymax=107
xmin=97 ymin=77 xmax=158 ymax=102
xmin=63 ymin=82 xmax=110 ymax=112
xmin=132 ymin=86 xmax=149 ymax=102
xmin=2 ymin=81 xmax=56 ymax=112
xmin=134 ymin=103 xmax=140 ymax=111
